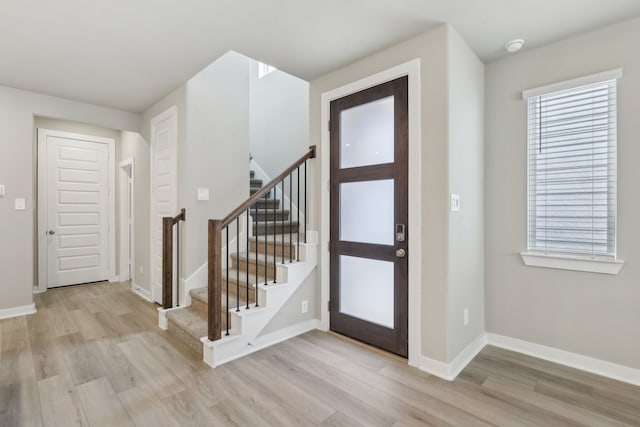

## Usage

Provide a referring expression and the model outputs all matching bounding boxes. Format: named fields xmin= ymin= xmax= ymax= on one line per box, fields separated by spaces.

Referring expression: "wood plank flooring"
xmin=1 ymin=281 xmax=640 ymax=426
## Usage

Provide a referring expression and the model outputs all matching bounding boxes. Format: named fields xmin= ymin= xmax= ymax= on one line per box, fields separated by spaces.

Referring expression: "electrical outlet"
xmin=464 ymin=308 xmax=469 ymax=326
xmin=450 ymin=194 xmax=460 ymax=211
xmin=301 ymin=300 xmax=308 ymax=314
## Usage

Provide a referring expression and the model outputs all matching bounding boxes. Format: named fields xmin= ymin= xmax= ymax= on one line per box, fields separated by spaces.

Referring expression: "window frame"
xmin=520 ymin=69 xmax=624 ymax=274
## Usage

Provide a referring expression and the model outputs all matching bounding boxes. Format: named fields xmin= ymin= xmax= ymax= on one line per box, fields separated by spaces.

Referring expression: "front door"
xmin=38 ymin=130 xmax=113 ymax=288
xmin=329 ymin=76 xmax=408 ymax=357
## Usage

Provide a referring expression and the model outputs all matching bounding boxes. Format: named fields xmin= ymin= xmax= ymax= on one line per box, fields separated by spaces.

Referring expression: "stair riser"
xmin=250 ymin=188 xmax=271 ymax=198
xmin=250 ymin=211 xmax=290 ymax=221
xmin=253 ymin=223 xmax=299 ymax=236
xmin=219 ymin=280 xmax=257 ymax=304
xmin=190 ymin=297 xmax=207 ymax=318
xmin=231 ymin=258 xmax=276 ymax=280
xmin=249 ymin=240 xmax=297 ymax=259
xmin=251 ymin=199 xmax=280 ymax=209
xmin=167 ymin=319 xmax=205 ymax=356
xmin=250 ymin=178 xmax=262 ymax=186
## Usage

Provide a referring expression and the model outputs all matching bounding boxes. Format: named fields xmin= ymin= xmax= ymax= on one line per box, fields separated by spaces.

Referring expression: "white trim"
xmin=520 ymin=252 xmax=624 ymax=275
xmin=319 ymin=59 xmax=422 ymax=367
xmin=522 ymin=68 xmax=623 ymax=99
xmin=150 ymin=106 xmax=178 ymax=304
xmin=37 ymin=129 xmax=117 ymax=291
xmin=119 ymin=158 xmax=135 ymax=282
xmin=131 ymin=282 xmax=153 ymax=302
xmin=0 ymin=303 xmax=37 ymax=320
xmin=486 ymin=333 xmax=640 ymax=387
xmin=418 ymin=333 xmax=487 ymax=380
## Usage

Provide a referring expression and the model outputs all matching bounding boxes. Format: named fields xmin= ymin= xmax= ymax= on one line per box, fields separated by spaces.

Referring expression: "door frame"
xmin=37 ymin=128 xmax=116 ymax=292
xmin=119 ymin=158 xmax=135 ymax=282
xmin=149 ymin=106 xmax=178 ymax=304
xmin=320 ymin=59 xmax=422 ymax=366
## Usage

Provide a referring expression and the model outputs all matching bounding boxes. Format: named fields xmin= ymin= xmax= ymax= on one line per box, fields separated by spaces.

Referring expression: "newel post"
xmin=208 ymin=219 xmax=222 ymax=341
xmin=162 ymin=216 xmax=173 ymax=309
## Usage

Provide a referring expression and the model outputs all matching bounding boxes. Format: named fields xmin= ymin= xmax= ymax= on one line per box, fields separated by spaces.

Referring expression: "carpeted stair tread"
xmin=253 ymin=220 xmax=300 ymax=236
xmin=166 ymin=308 xmax=208 ymax=339
xmin=250 ymin=170 xmax=255 ymax=178
xmin=250 ymin=209 xmax=290 ymax=221
xmin=251 ymin=199 xmax=280 ymax=209
xmin=250 ymin=178 xmax=263 ymax=186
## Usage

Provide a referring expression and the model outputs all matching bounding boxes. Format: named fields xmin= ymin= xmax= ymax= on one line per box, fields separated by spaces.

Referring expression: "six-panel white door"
xmin=40 ymin=131 xmax=112 ymax=288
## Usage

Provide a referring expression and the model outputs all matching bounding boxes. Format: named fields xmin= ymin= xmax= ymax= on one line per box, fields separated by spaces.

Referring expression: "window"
xmin=524 ymin=70 xmax=621 ymax=262
xmin=258 ymin=62 xmax=276 ymax=79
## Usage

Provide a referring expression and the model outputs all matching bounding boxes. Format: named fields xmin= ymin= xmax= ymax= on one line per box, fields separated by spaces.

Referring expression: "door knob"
xmin=48 ymin=230 xmax=55 ymax=235
xmin=396 ymin=248 xmax=406 ymax=258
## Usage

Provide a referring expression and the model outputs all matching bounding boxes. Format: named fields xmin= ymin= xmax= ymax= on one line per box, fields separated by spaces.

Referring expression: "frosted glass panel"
xmin=340 ymin=179 xmax=394 ymax=245
xmin=340 ymin=96 xmax=394 ymax=169
xmin=340 ymin=255 xmax=394 ymax=328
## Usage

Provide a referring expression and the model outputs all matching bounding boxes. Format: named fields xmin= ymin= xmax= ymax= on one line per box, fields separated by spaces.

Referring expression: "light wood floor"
xmin=2 ymin=282 xmax=640 ymax=426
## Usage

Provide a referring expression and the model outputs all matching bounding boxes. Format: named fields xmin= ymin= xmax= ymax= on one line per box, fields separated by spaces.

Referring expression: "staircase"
xmin=163 ymin=169 xmax=307 ymax=358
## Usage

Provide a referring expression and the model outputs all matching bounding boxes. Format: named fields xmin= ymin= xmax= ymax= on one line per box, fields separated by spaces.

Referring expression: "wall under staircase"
xmin=159 ymin=168 xmax=318 ymax=366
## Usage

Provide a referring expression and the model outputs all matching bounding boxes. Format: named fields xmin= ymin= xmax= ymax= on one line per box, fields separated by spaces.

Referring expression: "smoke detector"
xmin=505 ymin=39 xmax=525 ymax=53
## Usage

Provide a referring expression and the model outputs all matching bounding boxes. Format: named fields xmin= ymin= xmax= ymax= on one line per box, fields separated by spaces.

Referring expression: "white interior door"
xmin=150 ymin=107 xmax=178 ymax=304
xmin=38 ymin=130 xmax=115 ymax=288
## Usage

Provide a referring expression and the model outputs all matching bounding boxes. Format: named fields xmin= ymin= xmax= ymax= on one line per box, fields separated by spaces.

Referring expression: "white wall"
xmin=119 ymin=131 xmax=151 ymax=293
xmin=446 ymin=30 xmax=486 ymax=360
xmin=0 ymin=85 xmax=139 ymax=311
xmin=310 ymin=25 xmax=485 ymax=363
xmin=184 ymin=51 xmax=250 ymax=277
xmin=485 ymin=17 xmax=640 ymax=370
xmin=249 ymin=61 xmax=309 ymax=178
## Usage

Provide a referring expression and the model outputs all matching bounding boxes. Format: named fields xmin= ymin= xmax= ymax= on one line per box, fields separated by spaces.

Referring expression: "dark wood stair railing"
xmin=162 ymin=208 xmax=186 ymax=309
xmin=208 ymin=146 xmax=316 ymax=341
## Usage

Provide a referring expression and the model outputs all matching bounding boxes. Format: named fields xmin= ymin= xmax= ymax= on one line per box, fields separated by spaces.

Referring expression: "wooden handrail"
xmin=208 ymin=145 xmax=316 ymax=341
xmin=221 ymin=146 xmax=316 ymax=227
xmin=162 ymin=208 xmax=186 ymax=309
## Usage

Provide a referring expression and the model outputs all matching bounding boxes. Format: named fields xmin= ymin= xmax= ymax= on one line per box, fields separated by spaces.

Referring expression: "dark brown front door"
xmin=329 ymin=76 xmax=408 ymax=357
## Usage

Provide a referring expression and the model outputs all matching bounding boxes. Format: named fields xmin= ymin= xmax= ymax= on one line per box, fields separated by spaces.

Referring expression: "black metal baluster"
xmin=236 ymin=217 xmax=240 ymax=312
xmin=225 ymin=227 xmax=229 ymax=336
xmin=296 ymin=167 xmax=300 ymax=261
xmin=254 ymin=203 xmax=259 ymax=307
xmin=281 ymin=180 xmax=285 ymax=265
xmin=273 ymin=186 xmax=277 ymax=284
xmin=246 ymin=210 xmax=249 ymax=309
xmin=264 ymin=194 xmax=268 ymax=286
xmin=289 ymin=173 xmax=293 ymax=262
xmin=304 ymin=160 xmax=307 ymax=243
xmin=176 ymin=221 xmax=180 ymax=307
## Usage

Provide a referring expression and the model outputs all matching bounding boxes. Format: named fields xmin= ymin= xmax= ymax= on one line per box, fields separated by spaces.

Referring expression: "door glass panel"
xmin=340 ymin=96 xmax=394 ymax=169
xmin=340 ymin=179 xmax=394 ymax=245
xmin=340 ymin=255 xmax=394 ymax=328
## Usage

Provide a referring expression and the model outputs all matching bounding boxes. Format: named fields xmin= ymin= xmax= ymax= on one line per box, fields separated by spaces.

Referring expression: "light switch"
xmin=0 ymin=185 xmax=5 ymax=197
xmin=15 ymin=198 xmax=26 ymax=211
xmin=450 ymin=194 xmax=460 ymax=212
xmin=197 ymin=188 xmax=209 ymax=201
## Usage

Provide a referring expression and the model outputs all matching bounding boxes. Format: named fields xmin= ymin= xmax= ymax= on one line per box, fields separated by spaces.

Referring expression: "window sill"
xmin=520 ymin=252 xmax=624 ymax=275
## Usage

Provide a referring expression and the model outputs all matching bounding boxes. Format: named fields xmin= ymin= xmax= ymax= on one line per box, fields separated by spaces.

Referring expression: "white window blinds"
xmin=526 ymin=76 xmax=618 ymax=257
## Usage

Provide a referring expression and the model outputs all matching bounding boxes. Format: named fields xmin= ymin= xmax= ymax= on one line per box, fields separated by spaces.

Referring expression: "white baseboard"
xmin=418 ymin=333 xmax=487 ymax=381
xmin=486 ymin=333 xmax=640 ymax=387
xmin=206 ymin=319 xmax=320 ymax=367
xmin=131 ymin=283 xmax=153 ymax=303
xmin=0 ymin=303 xmax=37 ymax=320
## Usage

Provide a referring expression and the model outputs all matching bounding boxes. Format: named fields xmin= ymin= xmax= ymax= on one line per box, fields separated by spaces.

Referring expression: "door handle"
xmin=396 ymin=248 xmax=406 ymax=258
xmin=48 ymin=230 xmax=56 ymax=235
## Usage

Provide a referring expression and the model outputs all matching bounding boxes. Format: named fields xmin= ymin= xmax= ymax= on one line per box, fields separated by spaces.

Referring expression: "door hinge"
xmin=327 ymin=241 xmax=330 ymax=252
xmin=327 ymin=120 xmax=331 ymax=132
xmin=327 ymin=300 xmax=331 ymax=311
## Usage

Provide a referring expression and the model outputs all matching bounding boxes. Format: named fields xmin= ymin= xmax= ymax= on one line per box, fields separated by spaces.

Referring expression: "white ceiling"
xmin=2 ymin=0 xmax=639 ymax=113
